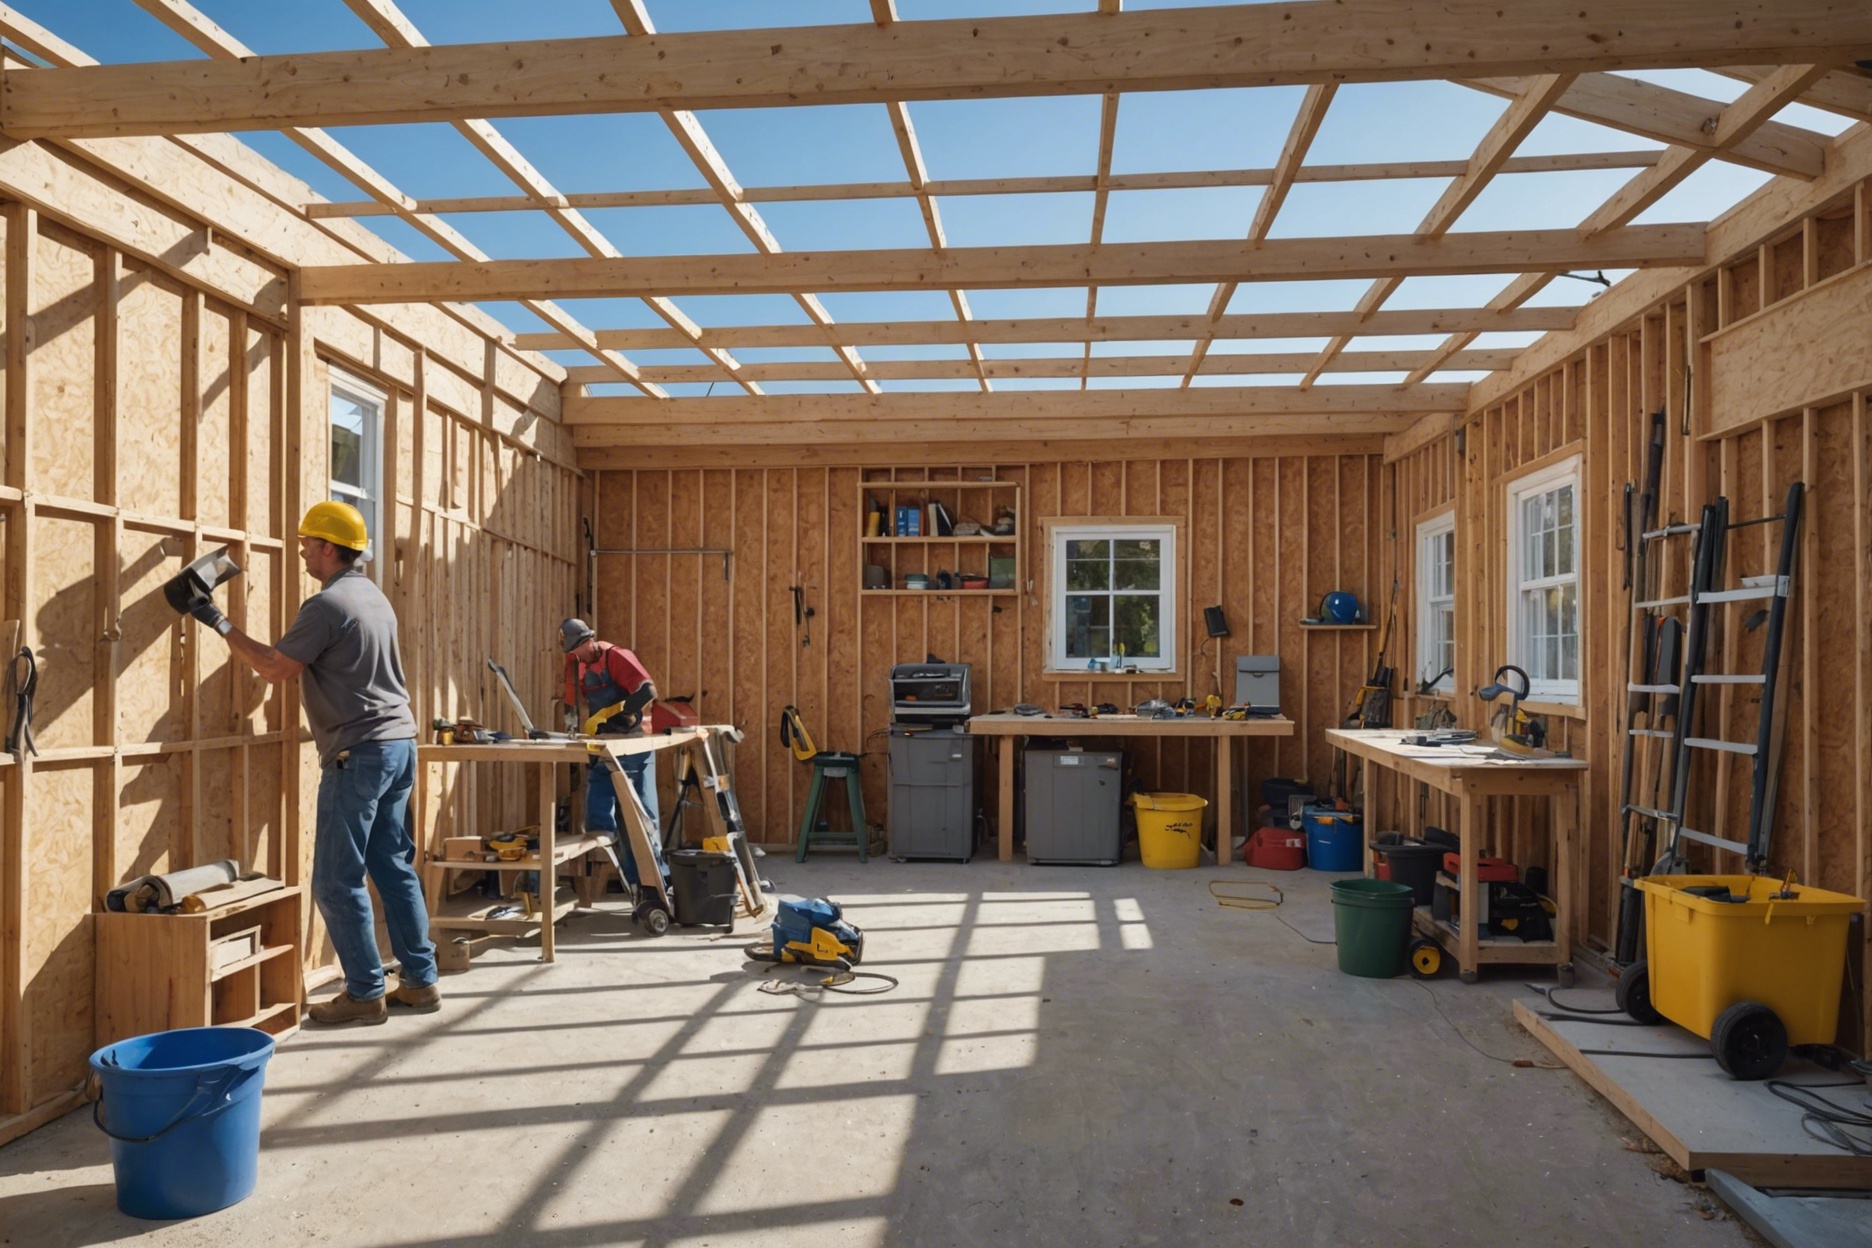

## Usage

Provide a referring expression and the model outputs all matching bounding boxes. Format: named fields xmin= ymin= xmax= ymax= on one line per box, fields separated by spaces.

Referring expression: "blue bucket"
xmin=1303 ymin=807 xmax=1364 ymax=872
xmin=90 ymin=1027 xmax=275 ymax=1219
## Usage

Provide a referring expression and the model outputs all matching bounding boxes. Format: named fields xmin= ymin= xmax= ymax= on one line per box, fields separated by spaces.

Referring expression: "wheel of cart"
xmin=1406 ymin=938 xmax=1445 ymax=980
xmin=633 ymin=899 xmax=671 ymax=936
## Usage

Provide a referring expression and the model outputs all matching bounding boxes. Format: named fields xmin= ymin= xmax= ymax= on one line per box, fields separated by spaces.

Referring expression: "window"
xmin=328 ymin=371 xmax=384 ymax=575
xmin=1415 ymin=510 xmax=1455 ymax=694
xmin=1507 ymin=456 xmax=1581 ymax=702
xmin=1048 ymin=522 xmax=1177 ymax=672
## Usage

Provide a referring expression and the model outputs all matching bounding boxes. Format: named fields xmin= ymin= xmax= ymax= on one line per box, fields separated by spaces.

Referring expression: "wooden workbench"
xmin=1325 ymin=728 xmax=1587 ymax=983
xmin=416 ymin=730 xmax=710 ymax=960
xmin=967 ymin=712 xmax=1294 ymax=864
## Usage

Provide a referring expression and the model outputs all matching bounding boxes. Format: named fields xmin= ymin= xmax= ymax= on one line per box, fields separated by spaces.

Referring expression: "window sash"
xmin=1050 ymin=524 xmax=1175 ymax=671
xmin=1416 ymin=513 xmax=1455 ymax=693
xmin=1507 ymin=460 xmax=1580 ymax=700
xmin=329 ymin=372 xmax=384 ymax=579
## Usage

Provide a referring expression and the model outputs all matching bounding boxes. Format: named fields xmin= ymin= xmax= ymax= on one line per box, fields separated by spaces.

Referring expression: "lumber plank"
xmin=297 ymin=227 xmax=1707 ymax=305
xmin=7 ymin=3 xmax=1868 ymax=137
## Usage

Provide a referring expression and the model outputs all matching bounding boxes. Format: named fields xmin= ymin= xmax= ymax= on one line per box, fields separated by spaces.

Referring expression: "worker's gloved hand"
xmin=185 ymin=591 xmax=232 ymax=636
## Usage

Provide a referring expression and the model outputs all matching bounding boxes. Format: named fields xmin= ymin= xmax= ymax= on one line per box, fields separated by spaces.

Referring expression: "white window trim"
xmin=1506 ymin=454 xmax=1582 ymax=703
xmin=329 ymin=369 xmax=385 ymax=582
xmin=1045 ymin=520 xmax=1178 ymax=674
xmin=1415 ymin=509 xmax=1456 ymax=695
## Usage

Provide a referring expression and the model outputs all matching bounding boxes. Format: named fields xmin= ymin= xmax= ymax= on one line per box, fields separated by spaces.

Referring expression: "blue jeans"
xmin=312 ymin=738 xmax=436 ymax=1000
xmin=585 ymin=752 xmax=661 ymax=884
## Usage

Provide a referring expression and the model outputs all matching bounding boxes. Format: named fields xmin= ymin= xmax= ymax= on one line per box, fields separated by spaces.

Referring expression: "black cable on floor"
xmin=1767 ymin=1080 xmax=1872 ymax=1156
xmin=1208 ymin=879 xmax=1334 ymax=944
xmin=1526 ymin=982 xmax=1627 ymax=1015
xmin=1411 ymin=980 xmax=1564 ymax=1069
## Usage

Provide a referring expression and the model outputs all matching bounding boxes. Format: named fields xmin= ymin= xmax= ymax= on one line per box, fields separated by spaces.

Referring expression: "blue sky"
xmin=7 ymin=2 xmax=1853 ymax=394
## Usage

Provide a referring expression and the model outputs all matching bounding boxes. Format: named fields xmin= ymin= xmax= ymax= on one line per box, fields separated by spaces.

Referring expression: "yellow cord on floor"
xmin=1208 ymin=880 xmax=1282 ymax=910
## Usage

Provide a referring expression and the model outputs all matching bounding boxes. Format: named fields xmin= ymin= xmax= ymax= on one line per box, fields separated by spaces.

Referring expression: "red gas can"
xmin=1246 ymin=825 xmax=1307 ymax=870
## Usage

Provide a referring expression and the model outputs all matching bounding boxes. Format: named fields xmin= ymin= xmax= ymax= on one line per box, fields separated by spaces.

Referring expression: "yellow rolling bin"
xmin=1618 ymin=874 xmax=1864 ymax=1080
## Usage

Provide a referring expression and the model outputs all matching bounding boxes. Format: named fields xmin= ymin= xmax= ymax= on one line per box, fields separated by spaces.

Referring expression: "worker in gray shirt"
xmin=184 ymin=501 xmax=438 ymax=1026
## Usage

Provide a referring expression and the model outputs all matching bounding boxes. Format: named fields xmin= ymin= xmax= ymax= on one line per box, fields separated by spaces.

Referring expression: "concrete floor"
xmin=0 ymin=860 xmax=1760 ymax=1247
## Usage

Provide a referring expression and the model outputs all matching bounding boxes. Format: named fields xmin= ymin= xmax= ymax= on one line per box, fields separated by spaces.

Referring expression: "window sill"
xmin=1043 ymin=670 xmax=1181 ymax=682
xmin=1519 ymin=698 xmax=1584 ymax=722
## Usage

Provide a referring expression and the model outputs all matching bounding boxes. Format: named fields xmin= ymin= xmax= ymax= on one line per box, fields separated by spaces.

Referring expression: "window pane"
xmin=1065 ymin=594 xmax=1110 ymax=659
xmin=331 ymin=395 xmax=368 ymax=491
xmin=1113 ymin=595 xmax=1162 ymax=659
xmin=1556 ymin=486 xmax=1576 ymax=576
xmin=1112 ymin=539 xmax=1161 ymax=590
xmin=1065 ymin=540 xmax=1110 ymax=591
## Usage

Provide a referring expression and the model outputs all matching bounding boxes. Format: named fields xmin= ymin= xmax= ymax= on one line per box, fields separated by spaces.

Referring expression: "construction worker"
xmin=561 ymin=619 xmax=661 ymax=872
xmin=183 ymin=501 xmax=438 ymax=1026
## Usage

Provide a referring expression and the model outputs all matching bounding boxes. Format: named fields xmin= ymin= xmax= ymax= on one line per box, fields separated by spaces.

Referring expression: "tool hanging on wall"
xmin=6 ymin=645 xmax=38 ymax=759
xmin=789 ymin=583 xmax=814 ymax=647
xmin=779 ymin=705 xmax=819 ymax=762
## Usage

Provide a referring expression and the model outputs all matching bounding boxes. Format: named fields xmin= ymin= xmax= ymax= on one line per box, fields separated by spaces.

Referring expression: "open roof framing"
xmin=1 ymin=0 xmax=1866 ymax=451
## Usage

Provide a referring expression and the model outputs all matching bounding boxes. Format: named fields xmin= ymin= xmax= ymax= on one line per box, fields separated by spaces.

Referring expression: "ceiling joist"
xmin=5 ymin=3 xmax=1867 ymax=139
xmin=297 ymin=226 xmax=1706 ymax=306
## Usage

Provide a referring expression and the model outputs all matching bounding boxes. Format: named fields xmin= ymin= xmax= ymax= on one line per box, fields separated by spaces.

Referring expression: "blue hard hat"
xmin=1321 ymin=592 xmax=1361 ymax=624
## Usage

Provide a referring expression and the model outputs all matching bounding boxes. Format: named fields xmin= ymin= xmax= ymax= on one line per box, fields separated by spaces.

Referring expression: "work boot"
xmin=388 ymin=976 xmax=442 ymax=1013
xmin=307 ymin=991 xmax=387 ymax=1026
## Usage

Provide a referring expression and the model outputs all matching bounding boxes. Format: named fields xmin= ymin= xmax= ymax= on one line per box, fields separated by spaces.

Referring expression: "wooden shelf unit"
xmin=95 ymin=885 xmax=304 ymax=1046
xmin=858 ymin=478 xmax=1020 ymax=595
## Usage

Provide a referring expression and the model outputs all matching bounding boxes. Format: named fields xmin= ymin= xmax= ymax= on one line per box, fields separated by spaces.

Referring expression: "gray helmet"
xmin=560 ymin=618 xmax=595 ymax=653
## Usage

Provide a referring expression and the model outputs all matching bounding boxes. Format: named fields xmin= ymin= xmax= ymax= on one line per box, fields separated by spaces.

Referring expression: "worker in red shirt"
xmin=561 ymin=619 xmax=661 ymax=869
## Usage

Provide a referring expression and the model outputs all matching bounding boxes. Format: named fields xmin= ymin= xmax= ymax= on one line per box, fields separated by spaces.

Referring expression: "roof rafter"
xmin=339 ymin=0 xmax=758 ymax=396
xmin=7 ymin=3 xmax=1867 ymax=138
xmin=510 ymin=306 xmax=1580 ymax=353
xmin=606 ymin=0 xmax=874 ymax=394
xmin=299 ymin=152 xmax=1669 ymax=219
xmin=297 ymin=226 xmax=1706 ymax=306
xmin=128 ymin=0 xmax=664 ymax=397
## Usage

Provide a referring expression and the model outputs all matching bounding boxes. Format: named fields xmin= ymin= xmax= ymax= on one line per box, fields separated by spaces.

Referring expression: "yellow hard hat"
xmin=298 ymin=500 xmax=369 ymax=551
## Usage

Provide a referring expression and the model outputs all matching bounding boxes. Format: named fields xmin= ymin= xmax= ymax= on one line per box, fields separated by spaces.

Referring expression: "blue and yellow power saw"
xmin=750 ymin=894 xmax=865 ymax=969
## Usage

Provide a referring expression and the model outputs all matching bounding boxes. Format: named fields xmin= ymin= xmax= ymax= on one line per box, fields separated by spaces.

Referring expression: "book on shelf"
xmin=865 ymin=495 xmax=883 ymax=537
xmin=929 ymin=499 xmax=955 ymax=537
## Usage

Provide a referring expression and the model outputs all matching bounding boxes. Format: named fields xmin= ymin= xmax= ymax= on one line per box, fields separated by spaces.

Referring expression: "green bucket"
xmin=1331 ymin=878 xmax=1416 ymax=978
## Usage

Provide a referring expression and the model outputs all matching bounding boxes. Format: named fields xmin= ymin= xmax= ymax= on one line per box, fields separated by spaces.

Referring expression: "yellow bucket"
xmin=1637 ymin=874 xmax=1865 ymax=1045
xmin=1130 ymin=792 xmax=1207 ymax=869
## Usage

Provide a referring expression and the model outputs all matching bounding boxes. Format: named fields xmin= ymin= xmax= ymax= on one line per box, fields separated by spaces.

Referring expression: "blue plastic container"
xmin=1303 ymin=807 xmax=1364 ymax=872
xmin=90 ymin=1027 xmax=275 ymax=1219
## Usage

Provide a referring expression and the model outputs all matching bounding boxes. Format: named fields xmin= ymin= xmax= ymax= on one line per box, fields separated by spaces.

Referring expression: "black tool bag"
xmin=1485 ymin=882 xmax=1553 ymax=942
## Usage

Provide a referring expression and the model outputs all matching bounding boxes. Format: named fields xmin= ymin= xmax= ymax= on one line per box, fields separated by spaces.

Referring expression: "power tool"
xmin=749 ymin=895 xmax=865 ymax=969
xmin=1476 ymin=664 xmax=1551 ymax=758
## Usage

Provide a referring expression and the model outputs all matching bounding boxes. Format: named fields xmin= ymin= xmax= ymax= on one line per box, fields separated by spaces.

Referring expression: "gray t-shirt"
xmin=277 ymin=568 xmax=417 ymax=764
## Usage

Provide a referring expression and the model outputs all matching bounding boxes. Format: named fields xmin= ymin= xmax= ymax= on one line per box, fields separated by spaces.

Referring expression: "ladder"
xmin=1654 ymin=483 xmax=1804 ymax=875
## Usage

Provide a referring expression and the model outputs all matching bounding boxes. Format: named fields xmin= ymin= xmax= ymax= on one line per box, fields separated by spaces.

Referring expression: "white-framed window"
xmin=1047 ymin=522 xmax=1177 ymax=672
xmin=1506 ymin=455 xmax=1581 ymax=702
xmin=1415 ymin=509 xmax=1455 ymax=694
xmin=328 ymin=370 xmax=384 ymax=578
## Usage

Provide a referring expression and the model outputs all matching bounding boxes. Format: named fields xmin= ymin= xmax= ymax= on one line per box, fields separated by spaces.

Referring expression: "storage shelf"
xmin=432 ymin=886 xmax=581 ymax=935
xmin=431 ymin=832 xmax=612 ymax=871
xmin=1299 ymin=622 xmax=1378 ymax=630
xmin=209 ymin=942 xmax=294 ymax=984
xmin=861 ymin=589 xmax=1018 ymax=597
xmin=861 ymin=535 xmax=1014 ymax=543
xmin=223 ymin=1001 xmax=299 ymax=1034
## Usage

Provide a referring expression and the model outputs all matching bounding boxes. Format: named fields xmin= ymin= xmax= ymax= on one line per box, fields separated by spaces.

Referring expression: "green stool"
xmin=795 ymin=751 xmax=869 ymax=862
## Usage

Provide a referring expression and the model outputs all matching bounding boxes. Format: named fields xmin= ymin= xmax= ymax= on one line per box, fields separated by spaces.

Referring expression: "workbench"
xmin=1325 ymin=728 xmax=1587 ymax=983
xmin=416 ymin=730 xmax=710 ymax=961
xmin=967 ymin=712 xmax=1294 ymax=864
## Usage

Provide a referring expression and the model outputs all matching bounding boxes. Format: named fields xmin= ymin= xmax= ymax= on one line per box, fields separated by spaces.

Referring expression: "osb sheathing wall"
xmin=1379 ymin=171 xmax=1872 ymax=1049
xmin=0 ymin=153 xmax=579 ymax=1140
xmin=589 ymin=453 xmax=1386 ymax=848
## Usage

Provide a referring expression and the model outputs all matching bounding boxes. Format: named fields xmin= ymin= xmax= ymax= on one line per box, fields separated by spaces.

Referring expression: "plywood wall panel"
xmin=115 ymin=272 xmax=184 ymax=520
xmin=197 ymin=305 xmax=234 ymax=531
xmin=194 ymin=748 xmax=237 ymax=866
xmin=31 ymin=517 xmax=97 ymax=752
xmin=116 ymin=528 xmax=185 ymax=744
xmin=116 ymin=757 xmax=179 ymax=888
xmin=28 ymin=225 xmax=97 ymax=505
xmin=24 ymin=762 xmax=94 ymax=1104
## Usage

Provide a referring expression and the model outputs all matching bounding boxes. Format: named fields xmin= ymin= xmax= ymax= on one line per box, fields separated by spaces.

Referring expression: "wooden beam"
xmin=573 ymin=432 xmax=1389 ymax=470
xmin=563 ymin=348 xmax=1517 ymax=385
xmin=564 ymin=384 xmax=1466 ymax=428
xmin=1714 ymin=65 xmax=1872 ymax=123
xmin=1458 ymin=72 xmax=1831 ymax=180
xmin=7 ymin=3 xmax=1868 ymax=137
xmin=301 ymin=150 xmax=1669 ymax=218
xmin=299 ymin=226 xmax=1706 ymax=305
xmin=513 ymin=306 xmax=1581 ymax=352
xmin=573 ymin=413 xmax=1417 ymax=447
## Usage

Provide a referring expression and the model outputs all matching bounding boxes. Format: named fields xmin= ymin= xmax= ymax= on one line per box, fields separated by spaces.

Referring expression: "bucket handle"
xmin=92 ymin=1063 xmax=247 ymax=1144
